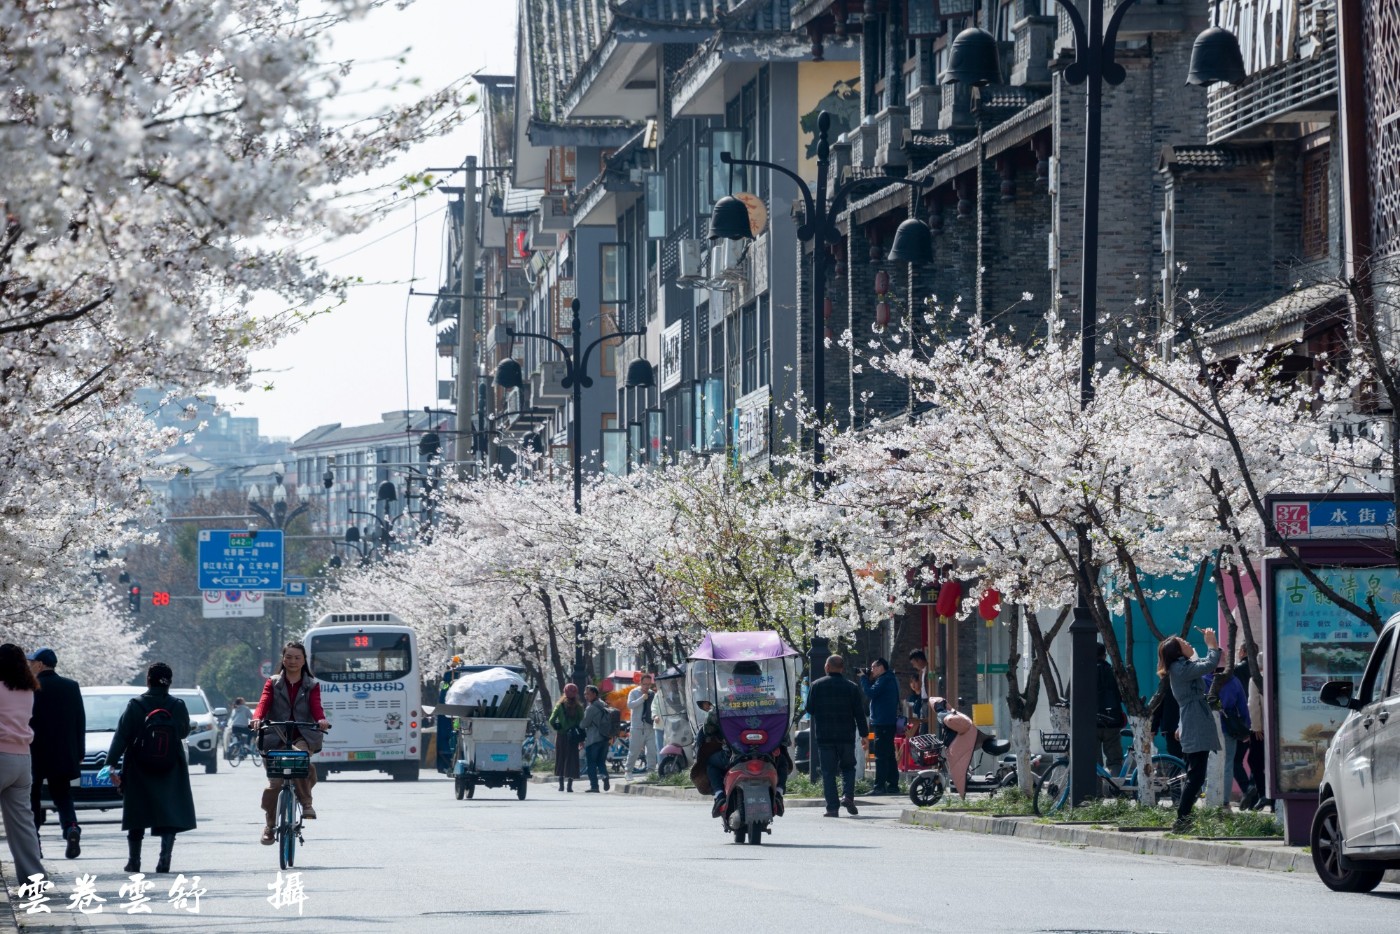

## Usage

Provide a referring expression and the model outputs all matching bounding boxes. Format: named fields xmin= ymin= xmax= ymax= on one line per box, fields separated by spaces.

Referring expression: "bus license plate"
xmin=348 ymin=751 xmax=376 ymax=761
xmin=80 ymin=773 xmax=112 ymax=788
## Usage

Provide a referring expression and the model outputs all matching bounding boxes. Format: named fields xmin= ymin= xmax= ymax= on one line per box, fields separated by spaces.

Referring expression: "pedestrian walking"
xmin=859 ymin=658 xmax=899 ymax=794
xmin=1235 ymin=647 xmax=1271 ymax=810
xmin=548 ymin=683 xmax=584 ymax=792
xmin=581 ymin=685 xmax=611 ymax=792
xmin=1161 ymin=628 xmax=1221 ymax=833
xmin=807 ymin=655 xmax=869 ymax=817
xmin=108 ymin=662 xmax=195 ymax=874
xmin=1095 ymin=642 xmax=1126 ymax=775
xmin=27 ymin=647 xmax=84 ymax=859
xmin=625 ymin=673 xmax=657 ymax=778
xmin=0 ymin=644 xmax=46 ymax=882
xmin=251 ymin=642 xmax=330 ymax=844
xmin=1149 ymin=673 xmax=1183 ymax=759
xmin=1206 ymin=664 xmax=1251 ymax=806
xmin=907 ymin=649 xmax=932 ymax=732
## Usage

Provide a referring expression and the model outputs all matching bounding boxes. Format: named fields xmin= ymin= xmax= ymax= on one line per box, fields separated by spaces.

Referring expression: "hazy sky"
xmin=222 ymin=1 xmax=518 ymax=440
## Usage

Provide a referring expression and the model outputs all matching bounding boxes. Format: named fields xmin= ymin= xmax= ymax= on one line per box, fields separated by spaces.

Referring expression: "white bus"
xmin=307 ymin=613 xmax=422 ymax=781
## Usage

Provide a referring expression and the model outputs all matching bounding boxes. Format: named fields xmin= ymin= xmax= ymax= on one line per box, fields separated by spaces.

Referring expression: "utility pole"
xmin=452 ymin=155 xmax=480 ymax=481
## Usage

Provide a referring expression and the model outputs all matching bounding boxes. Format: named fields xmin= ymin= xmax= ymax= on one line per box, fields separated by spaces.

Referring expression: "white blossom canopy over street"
xmin=0 ymin=0 xmax=470 ymax=650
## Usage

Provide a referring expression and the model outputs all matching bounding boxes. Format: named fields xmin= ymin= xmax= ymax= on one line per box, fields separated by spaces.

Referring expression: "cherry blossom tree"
xmin=0 ymin=1 xmax=471 ymax=638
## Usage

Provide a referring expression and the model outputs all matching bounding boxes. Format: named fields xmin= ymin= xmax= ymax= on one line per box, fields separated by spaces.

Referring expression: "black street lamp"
xmin=248 ymin=462 xmax=310 ymax=670
xmin=711 ymin=110 xmax=931 ymax=780
xmin=495 ymin=296 xmax=654 ymax=684
xmin=943 ymin=4 xmax=1244 ymax=806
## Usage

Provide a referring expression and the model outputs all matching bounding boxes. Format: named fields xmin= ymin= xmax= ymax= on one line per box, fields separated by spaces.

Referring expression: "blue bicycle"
xmin=1032 ymin=729 xmax=1188 ymax=815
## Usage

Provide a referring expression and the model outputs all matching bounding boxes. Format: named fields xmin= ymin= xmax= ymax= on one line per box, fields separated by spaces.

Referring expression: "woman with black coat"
xmin=109 ymin=662 xmax=195 ymax=874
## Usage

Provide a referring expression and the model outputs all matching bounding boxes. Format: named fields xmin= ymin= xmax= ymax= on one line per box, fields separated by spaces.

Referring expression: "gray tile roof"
xmin=1204 ymin=283 xmax=1348 ymax=358
xmin=1158 ymin=144 xmax=1274 ymax=172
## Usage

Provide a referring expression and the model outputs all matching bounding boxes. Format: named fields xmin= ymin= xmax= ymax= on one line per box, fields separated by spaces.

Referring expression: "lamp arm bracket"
xmin=286 ymin=502 xmax=311 ymax=526
xmin=1101 ymin=0 xmax=1142 ymax=85
xmin=247 ymin=501 xmax=274 ymax=526
xmin=719 ymin=151 xmax=816 ymax=227
xmin=577 ymin=328 xmax=646 ymax=375
xmin=1050 ymin=0 xmax=1091 ymax=85
xmin=506 ymin=326 xmax=575 ymax=371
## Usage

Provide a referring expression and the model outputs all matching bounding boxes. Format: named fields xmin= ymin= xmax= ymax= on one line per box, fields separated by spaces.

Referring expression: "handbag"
xmin=1221 ymin=711 xmax=1251 ymax=740
xmin=566 ymin=725 xmax=586 ymax=745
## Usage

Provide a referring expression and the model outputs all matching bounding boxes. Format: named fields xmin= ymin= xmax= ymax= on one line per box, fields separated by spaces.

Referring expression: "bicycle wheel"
xmin=1147 ymin=754 xmax=1188 ymax=809
xmin=1033 ymin=758 xmax=1070 ymax=815
xmin=227 ymin=740 xmax=245 ymax=768
xmin=277 ymin=785 xmax=298 ymax=870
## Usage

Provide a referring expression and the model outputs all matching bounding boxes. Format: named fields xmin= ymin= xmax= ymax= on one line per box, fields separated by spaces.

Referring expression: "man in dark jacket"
xmin=808 ymin=655 xmax=869 ymax=817
xmin=860 ymin=657 xmax=899 ymax=794
xmin=1095 ymin=643 xmax=1126 ymax=775
xmin=28 ymin=648 xmax=85 ymax=859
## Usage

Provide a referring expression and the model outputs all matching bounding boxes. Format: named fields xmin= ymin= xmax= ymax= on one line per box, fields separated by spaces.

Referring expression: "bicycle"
xmin=259 ymin=721 xmax=325 ymax=870
xmin=1032 ymin=729 xmax=1187 ymax=816
xmin=225 ymin=728 xmax=258 ymax=768
xmin=521 ymin=724 xmax=555 ymax=767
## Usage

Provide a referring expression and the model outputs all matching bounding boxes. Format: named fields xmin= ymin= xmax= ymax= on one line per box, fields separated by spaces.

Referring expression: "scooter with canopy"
xmin=687 ymin=631 xmax=800 ymax=845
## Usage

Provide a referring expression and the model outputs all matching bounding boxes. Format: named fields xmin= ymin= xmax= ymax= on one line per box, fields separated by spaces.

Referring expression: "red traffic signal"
xmin=128 ymin=584 xmax=141 ymax=614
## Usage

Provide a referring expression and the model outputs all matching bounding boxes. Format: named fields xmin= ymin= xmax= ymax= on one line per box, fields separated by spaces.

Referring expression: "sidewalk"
xmin=899 ymin=807 xmax=1313 ymax=872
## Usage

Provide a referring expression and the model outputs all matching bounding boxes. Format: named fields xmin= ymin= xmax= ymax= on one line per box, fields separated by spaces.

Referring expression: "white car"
xmin=54 ymin=686 xmax=144 ymax=815
xmin=1313 ymin=613 xmax=1400 ymax=892
xmin=171 ymin=687 xmax=226 ymax=774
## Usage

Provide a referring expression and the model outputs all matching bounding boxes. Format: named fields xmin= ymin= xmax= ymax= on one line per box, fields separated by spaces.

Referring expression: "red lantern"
xmin=978 ymin=588 xmax=1002 ymax=621
xmin=824 ymin=296 xmax=834 ymax=320
xmin=875 ymin=270 xmax=890 ymax=295
xmin=875 ymin=301 xmax=891 ymax=328
xmin=935 ymin=580 xmax=962 ymax=618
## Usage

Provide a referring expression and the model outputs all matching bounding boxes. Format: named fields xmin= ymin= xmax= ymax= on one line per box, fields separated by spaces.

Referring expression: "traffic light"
xmin=128 ymin=584 xmax=141 ymax=614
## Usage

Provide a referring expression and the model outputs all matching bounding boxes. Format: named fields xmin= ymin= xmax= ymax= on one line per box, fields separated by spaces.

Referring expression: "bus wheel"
xmin=315 ymin=765 xmax=329 ymax=783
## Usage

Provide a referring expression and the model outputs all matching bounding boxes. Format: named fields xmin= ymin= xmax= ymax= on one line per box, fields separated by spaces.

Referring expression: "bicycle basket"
xmin=1039 ymin=731 xmax=1070 ymax=754
xmin=264 ymin=750 xmax=311 ymax=779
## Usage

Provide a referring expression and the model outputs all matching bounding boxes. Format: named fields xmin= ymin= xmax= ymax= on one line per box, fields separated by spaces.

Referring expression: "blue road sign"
xmin=284 ymin=579 xmax=308 ymax=598
xmin=197 ymin=530 xmax=284 ymax=592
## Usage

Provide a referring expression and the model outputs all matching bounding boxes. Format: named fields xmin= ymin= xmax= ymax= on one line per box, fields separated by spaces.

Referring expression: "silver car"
xmin=171 ymin=687 xmax=226 ymax=774
xmin=1313 ymin=613 xmax=1400 ymax=892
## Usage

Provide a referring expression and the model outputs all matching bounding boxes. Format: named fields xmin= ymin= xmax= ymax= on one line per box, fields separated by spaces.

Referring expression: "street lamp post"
xmin=942 ymin=4 xmax=1245 ymax=806
xmin=495 ymin=297 xmax=655 ymax=684
xmin=248 ymin=462 xmax=309 ymax=671
xmin=709 ymin=111 xmax=932 ymax=778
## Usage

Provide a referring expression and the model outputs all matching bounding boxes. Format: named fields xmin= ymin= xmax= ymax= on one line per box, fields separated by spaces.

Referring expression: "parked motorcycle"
xmin=907 ymin=697 xmax=1013 ymax=806
xmin=688 ymin=631 xmax=800 ymax=845
xmin=655 ymin=666 xmax=692 ymax=777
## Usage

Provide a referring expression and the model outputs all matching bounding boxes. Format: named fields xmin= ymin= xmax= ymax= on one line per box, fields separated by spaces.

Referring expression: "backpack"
xmin=607 ymin=706 xmax=622 ymax=740
xmin=130 ymin=700 xmax=180 ymax=772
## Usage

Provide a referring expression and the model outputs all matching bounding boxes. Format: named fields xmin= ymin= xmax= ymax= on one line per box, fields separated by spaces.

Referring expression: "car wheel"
xmin=1311 ymin=797 xmax=1384 ymax=893
xmin=204 ymin=753 xmax=218 ymax=774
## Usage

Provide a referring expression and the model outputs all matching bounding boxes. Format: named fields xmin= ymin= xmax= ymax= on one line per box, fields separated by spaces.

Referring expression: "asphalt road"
xmin=9 ymin=763 xmax=1400 ymax=933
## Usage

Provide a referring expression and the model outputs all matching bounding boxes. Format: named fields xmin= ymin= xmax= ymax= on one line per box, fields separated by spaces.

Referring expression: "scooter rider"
xmin=699 ymin=667 xmax=793 ymax=818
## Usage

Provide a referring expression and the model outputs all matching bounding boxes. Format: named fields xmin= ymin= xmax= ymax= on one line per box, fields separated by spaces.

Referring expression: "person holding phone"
xmin=1159 ymin=627 xmax=1220 ymax=833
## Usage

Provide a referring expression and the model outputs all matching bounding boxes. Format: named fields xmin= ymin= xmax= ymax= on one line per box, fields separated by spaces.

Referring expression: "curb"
xmin=899 ymin=808 xmax=1311 ymax=872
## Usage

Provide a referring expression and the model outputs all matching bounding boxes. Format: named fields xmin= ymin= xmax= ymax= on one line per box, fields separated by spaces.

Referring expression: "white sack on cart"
xmin=444 ymin=667 xmax=528 ymax=708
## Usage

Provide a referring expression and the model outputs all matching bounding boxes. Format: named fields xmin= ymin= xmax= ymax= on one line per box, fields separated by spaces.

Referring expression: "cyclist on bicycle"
xmin=228 ymin=697 xmax=253 ymax=755
xmin=251 ymin=642 xmax=330 ymax=845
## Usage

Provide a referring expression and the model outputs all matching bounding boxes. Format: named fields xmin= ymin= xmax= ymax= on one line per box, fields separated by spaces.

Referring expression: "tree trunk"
xmin=1128 ymin=713 xmax=1154 ymax=806
xmin=1012 ymin=717 xmax=1034 ymax=795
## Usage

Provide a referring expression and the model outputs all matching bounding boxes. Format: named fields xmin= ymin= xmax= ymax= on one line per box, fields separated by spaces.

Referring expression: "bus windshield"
xmin=310 ymin=632 xmax=413 ymax=682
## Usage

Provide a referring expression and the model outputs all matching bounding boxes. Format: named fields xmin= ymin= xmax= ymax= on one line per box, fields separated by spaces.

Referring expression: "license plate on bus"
xmin=80 ymin=773 xmax=112 ymax=788
xmin=347 ymin=751 xmax=376 ymax=761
